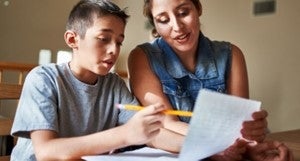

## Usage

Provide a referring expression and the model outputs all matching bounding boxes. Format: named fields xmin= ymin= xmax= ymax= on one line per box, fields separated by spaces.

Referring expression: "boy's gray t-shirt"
xmin=10 ymin=63 xmax=138 ymax=160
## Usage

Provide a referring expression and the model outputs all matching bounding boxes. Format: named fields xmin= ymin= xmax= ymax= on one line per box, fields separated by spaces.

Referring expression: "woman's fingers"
xmin=241 ymin=110 xmax=268 ymax=142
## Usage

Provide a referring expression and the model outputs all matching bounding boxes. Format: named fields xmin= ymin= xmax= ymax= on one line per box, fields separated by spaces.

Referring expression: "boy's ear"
xmin=64 ymin=30 xmax=78 ymax=49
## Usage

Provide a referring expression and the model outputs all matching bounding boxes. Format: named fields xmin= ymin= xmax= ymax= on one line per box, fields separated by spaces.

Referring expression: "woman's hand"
xmin=241 ymin=109 xmax=268 ymax=142
xmin=247 ymin=140 xmax=294 ymax=161
xmin=210 ymin=139 xmax=248 ymax=161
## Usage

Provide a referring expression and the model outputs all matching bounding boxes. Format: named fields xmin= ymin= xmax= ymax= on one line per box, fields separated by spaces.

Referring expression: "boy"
xmin=10 ymin=0 xmax=165 ymax=160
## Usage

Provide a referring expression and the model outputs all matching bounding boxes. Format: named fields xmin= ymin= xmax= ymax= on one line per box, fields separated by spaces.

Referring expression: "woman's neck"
xmin=174 ymin=44 xmax=198 ymax=73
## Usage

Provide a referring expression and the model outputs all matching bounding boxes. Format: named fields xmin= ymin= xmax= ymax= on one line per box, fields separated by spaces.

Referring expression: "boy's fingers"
xmin=143 ymin=114 xmax=164 ymax=124
xmin=147 ymin=128 xmax=161 ymax=140
xmin=141 ymin=103 xmax=166 ymax=115
xmin=147 ymin=121 xmax=163 ymax=132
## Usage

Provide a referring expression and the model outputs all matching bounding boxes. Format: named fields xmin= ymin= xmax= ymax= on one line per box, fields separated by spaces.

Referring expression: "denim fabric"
xmin=138 ymin=33 xmax=231 ymax=123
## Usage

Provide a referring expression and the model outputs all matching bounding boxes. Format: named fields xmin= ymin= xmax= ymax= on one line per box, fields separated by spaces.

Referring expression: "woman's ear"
xmin=64 ymin=30 xmax=78 ymax=49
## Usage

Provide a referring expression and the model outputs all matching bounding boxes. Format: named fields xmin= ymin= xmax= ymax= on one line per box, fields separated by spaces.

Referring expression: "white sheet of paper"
xmin=82 ymin=89 xmax=261 ymax=161
xmin=82 ymin=147 xmax=178 ymax=161
xmin=179 ymin=89 xmax=261 ymax=160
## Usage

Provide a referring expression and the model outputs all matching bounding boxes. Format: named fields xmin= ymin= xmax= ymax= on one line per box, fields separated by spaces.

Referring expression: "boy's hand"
xmin=247 ymin=141 xmax=294 ymax=161
xmin=123 ymin=103 xmax=165 ymax=145
xmin=241 ymin=109 xmax=268 ymax=142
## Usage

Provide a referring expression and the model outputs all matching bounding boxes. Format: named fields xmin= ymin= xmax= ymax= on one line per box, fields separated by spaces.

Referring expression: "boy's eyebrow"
xmin=98 ymin=29 xmax=124 ymax=38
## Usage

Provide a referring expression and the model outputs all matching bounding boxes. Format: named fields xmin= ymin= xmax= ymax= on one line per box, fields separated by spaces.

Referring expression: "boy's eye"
xmin=97 ymin=37 xmax=110 ymax=42
xmin=116 ymin=41 xmax=123 ymax=46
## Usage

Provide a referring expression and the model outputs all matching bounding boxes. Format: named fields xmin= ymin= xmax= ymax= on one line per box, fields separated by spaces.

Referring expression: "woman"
xmin=128 ymin=0 xmax=268 ymax=160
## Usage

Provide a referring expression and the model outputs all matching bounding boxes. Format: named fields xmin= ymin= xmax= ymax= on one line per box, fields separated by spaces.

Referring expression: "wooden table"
xmin=267 ymin=129 xmax=300 ymax=161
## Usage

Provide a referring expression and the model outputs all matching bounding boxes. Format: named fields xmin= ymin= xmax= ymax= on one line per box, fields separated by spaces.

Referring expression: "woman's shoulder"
xmin=208 ymin=39 xmax=245 ymax=62
xmin=128 ymin=44 xmax=150 ymax=65
xmin=136 ymin=38 xmax=162 ymax=53
xmin=208 ymin=39 xmax=231 ymax=51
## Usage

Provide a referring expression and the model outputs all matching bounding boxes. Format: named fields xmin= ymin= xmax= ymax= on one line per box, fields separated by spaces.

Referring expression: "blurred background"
xmin=0 ymin=0 xmax=299 ymax=132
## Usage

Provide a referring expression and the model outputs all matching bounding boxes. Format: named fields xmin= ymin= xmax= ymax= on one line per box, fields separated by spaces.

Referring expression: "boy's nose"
xmin=107 ymin=43 xmax=119 ymax=55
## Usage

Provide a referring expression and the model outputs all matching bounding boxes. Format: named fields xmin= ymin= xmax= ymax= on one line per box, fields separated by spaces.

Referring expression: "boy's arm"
xmin=31 ymin=104 xmax=165 ymax=160
xmin=31 ymin=128 xmax=128 ymax=160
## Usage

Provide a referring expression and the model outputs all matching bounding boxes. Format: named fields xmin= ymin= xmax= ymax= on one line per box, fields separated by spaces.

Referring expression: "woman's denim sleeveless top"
xmin=138 ymin=33 xmax=232 ymax=123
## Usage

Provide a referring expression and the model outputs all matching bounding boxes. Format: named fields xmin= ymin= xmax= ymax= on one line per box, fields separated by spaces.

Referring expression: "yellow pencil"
xmin=116 ymin=104 xmax=193 ymax=117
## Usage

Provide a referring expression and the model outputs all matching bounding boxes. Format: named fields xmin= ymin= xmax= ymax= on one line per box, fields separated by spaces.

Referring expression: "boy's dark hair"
xmin=66 ymin=0 xmax=129 ymax=39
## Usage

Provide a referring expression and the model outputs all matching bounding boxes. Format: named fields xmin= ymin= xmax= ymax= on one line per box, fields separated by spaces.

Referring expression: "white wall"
xmin=115 ymin=0 xmax=300 ymax=132
xmin=112 ymin=0 xmax=150 ymax=71
xmin=200 ymin=0 xmax=300 ymax=132
xmin=0 ymin=0 xmax=76 ymax=63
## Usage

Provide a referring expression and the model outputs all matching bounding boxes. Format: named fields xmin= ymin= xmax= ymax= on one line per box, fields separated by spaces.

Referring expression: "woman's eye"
xmin=156 ymin=16 xmax=169 ymax=24
xmin=177 ymin=9 xmax=189 ymax=17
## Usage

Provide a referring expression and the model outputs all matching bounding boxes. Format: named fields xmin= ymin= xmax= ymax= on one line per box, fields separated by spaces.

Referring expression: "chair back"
xmin=0 ymin=61 xmax=36 ymax=160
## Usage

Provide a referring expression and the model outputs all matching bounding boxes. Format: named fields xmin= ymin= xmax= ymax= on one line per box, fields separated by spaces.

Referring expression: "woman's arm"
xmin=226 ymin=44 xmax=249 ymax=98
xmin=128 ymin=47 xmax=189 ymax=135
xmin=128 ymin=47 xmax=187 ymax=152
xmin=247 ymin=141 xmax=294 ymax=161
xmin=227 ymin=44 xmax=268 ymax=143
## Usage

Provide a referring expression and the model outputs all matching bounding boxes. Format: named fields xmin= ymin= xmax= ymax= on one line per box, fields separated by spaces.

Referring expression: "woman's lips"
xmin=174 ymin=33 xmax=190 ymax=43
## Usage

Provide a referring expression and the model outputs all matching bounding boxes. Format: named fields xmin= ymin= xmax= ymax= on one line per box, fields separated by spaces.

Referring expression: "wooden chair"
xmin=0 ymin=61 xmax=36 ymax=161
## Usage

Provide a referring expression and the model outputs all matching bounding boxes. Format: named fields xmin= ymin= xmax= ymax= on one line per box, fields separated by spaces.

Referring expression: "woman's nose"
xmin=171 ymin=17 xmax=184 ymax=32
